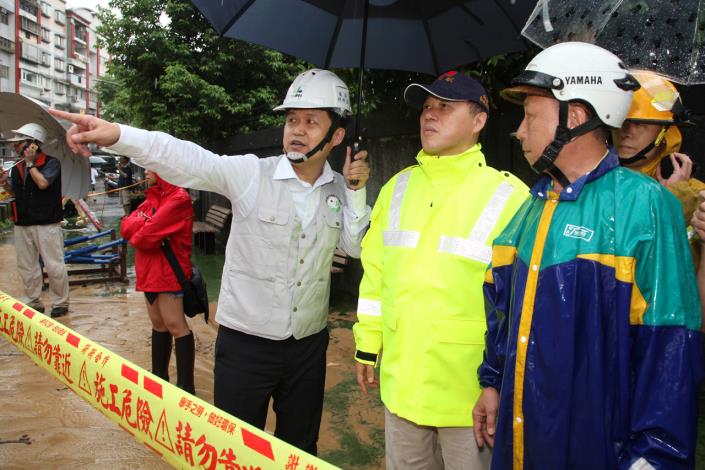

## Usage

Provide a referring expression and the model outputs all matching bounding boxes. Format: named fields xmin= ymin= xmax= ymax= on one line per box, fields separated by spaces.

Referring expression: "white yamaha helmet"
xmin=274 ymin=69 xmax=352 ymax=117
xmin=501 ymin=42 xmax=639 ymax=186
xmin=502 ymin=42 xmax=639 ymax=128
xmin=5 ymin=122 xmax=48 ymax=144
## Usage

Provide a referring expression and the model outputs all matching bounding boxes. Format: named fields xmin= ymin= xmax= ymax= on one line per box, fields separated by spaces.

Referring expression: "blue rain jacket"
xmin=479 ymin=151 xmax=704 ymax=470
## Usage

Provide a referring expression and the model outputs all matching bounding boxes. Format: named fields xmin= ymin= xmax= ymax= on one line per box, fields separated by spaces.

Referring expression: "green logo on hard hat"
xmin=293 ymin=86 xmax=304 ymax=98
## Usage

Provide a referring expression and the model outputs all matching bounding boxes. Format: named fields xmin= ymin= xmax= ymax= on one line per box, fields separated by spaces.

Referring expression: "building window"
xmin=54 ymin=34 xmax=65 ymax=50
xmin=54 ymin=57 xmax=65 ymax=72
xmin=20 ymin=43 xmax=41 ymax=64
xmin=41 ymin=27 xmax=51 ymax=43
xmin=55 ymin=9 xmax=65 ymax=24
xmin=19 ymin=0 xmax=37 ymax=16
xmin=75 ymin=25 xmax=87 ymax=43
xmin=0 ymin=37 xmax=13 ymax=54
xmin=21 ymin=69 xmax=38 ymax=86
xmin=40 ymin=2 xmax=52 ymax=17
xmin=54 ymin=81 xmax=66 ymax=95
xmin=41 ymin=51 xmax=51 ymax=67
xmin=20 ymin=16 xmax=40 ymax=36
xmin=0 ymin=64 xmax=8 ymax=80
xmin=0 ymin=7 xmax=9 ymax=25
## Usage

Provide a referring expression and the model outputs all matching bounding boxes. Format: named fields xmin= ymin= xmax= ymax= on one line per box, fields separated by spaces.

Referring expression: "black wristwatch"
xmin=26 ymin=163 xmax=34 ymax=170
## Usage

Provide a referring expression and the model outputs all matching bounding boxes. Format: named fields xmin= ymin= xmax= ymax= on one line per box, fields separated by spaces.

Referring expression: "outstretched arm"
xmin=48 ymin=109 xmax=259 ymax=218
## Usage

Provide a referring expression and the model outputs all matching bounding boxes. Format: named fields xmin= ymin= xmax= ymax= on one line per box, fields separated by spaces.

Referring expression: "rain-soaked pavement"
xmin=3 ymin=181 xmax=703 ymax=469
xmin=0 ymin=180 xmax=386 ymax=470
xmin=0 ymin=185 xmax=215 ymax=469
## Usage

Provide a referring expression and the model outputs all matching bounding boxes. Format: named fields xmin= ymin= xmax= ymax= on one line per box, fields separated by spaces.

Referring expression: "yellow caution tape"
xmin=0 ymin=291 xmax=339 ymax=470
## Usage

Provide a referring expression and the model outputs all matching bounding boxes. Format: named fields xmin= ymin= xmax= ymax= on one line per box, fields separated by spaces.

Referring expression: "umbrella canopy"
xmin=192 ymin=0 xmax=533 ymax=76
xmin=522 ymin=0 xmax=705 ymax=85
xmin=89 ymin=155 xmax=108 ymax=164
xmin=0 ymin=92 xmax=90 ymax=199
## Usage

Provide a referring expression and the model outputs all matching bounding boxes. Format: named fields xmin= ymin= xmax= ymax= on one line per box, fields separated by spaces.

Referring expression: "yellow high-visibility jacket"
xmin=353 ymin=144 xmax=528 ymax=427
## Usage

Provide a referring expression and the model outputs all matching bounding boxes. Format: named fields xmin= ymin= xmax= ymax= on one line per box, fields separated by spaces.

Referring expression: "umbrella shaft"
xmin=354 ymin=0 xmax=371 ymax=142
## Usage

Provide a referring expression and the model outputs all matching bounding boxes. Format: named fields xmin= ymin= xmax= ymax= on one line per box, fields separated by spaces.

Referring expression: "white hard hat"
xmin=274 ymin=69 xmax=352 ymax=117
xmin=502 ymin=42 xmax=639 ymax=128
xmin=5 ymin=122 xmax=48 ymax=144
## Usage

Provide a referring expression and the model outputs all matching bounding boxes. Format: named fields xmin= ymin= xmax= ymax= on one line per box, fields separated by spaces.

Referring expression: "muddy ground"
xmin=2 ymin=189 xmax=703 ymax=470
xmin=0 ymin=191 xmax=385 ymax=470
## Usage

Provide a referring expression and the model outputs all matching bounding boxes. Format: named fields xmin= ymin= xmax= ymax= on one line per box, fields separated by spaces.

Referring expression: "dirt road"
xmin=0 ymin=197 xmax=384 ymax=469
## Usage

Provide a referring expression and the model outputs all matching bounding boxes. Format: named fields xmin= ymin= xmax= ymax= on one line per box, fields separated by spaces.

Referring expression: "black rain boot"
xmin=151 ymin=330 xmax=172 ymax=382
xmin=175 ymin=331 xmax=195 ymax=395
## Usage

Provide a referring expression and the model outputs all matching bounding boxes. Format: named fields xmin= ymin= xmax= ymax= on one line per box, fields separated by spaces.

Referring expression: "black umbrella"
xmin=191 ymin=0 xmax=534 ymax=141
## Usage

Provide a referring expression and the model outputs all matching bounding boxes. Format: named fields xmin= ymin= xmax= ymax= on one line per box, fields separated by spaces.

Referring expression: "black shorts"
xmin=144 ymin=291 xmax=183 ymax=305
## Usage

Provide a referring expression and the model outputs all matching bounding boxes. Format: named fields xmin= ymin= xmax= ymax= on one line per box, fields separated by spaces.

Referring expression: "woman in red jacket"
xmin=121 ymin=170 xmax=195 ymax=394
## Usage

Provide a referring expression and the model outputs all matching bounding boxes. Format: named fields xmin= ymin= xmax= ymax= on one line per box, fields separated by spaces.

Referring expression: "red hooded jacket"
xmin=120 ymin=174 xmax=193 ymax=292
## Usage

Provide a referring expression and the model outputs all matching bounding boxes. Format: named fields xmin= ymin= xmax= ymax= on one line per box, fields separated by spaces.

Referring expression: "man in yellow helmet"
xmin=613 ymin=71 xmax=705 ymax=222
xmin=616 ymin=72 xmax=705 ymax=333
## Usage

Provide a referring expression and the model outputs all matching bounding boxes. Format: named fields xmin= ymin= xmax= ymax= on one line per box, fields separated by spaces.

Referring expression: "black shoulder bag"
xmin=161 ymin=240 xmax=209 ymax=323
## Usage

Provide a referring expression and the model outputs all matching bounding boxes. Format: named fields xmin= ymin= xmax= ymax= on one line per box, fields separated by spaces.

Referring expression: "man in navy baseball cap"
xmin=404 ymin=70 xmax=490 ymax=114
xmin=352 ymin=69 xmax=527 ymax=469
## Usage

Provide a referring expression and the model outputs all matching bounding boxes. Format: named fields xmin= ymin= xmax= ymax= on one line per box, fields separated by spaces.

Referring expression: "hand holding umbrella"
xmin=343 ymin=145 xmax=369 ymax=190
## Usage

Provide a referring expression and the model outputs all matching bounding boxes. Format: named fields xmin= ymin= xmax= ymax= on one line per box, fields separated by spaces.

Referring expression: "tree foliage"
xmin=97 ymin=0 xmax=304 ymax=144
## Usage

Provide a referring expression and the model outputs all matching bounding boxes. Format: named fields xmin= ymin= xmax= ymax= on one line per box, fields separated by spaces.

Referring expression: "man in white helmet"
xmin=471 ymin=43 xmax=703 ymax=469
xmin=0 ymin=123 xmax=69 ymax=318
xmin=48 ymin=69 xmax=371 ymax=455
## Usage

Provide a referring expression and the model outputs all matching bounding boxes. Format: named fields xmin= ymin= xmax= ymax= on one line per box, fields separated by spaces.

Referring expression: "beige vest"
xmin=215 ymin=156 xmax=346 ymax=339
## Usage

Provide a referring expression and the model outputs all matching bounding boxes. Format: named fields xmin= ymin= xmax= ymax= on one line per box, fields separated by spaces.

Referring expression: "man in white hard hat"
xmin=472 ymin=42 xmax=703 ymax=469
xmin=0 ymin=123 xmax=69 ymax=317
xmin=49 ymin=68 xmax=370 ymax=455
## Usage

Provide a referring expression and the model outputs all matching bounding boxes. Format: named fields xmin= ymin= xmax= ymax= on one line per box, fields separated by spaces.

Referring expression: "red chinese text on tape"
xmin=0 ymin=291 xmax=339 ymax=470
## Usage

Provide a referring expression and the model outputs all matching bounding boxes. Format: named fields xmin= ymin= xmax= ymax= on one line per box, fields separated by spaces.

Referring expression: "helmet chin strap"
xmin=286 ymin=115 xmax=341 ymax=164
xmin=533 ymin=101 xmax=603 ymax=189
xmin=618 ymin=126 xmax=668 ymax=166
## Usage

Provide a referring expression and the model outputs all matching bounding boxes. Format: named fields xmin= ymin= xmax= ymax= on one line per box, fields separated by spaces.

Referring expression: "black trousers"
xmin=213 ymin=326 xmax=329 ymax=455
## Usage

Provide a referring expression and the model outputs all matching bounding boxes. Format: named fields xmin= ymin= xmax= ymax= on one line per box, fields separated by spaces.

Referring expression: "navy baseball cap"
xmin=404 ymin=71 xmax=489 ymax=113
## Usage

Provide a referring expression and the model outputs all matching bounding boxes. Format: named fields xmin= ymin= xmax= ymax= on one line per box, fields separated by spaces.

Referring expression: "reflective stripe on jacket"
xmin=353 ymin=144 xmax=528 ymax=427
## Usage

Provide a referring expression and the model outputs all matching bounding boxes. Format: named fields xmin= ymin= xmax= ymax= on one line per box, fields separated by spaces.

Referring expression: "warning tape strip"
xmin=0 ymin=291 xmax=339 ymax=470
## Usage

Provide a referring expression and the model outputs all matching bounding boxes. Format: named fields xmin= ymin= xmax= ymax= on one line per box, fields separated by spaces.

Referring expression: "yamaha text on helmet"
xmin=501 ymin=42 xmax=639 ymax=187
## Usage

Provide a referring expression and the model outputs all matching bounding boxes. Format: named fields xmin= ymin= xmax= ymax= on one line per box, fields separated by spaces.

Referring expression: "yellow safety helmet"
xmin=625 ymin=71 xmax=688 ymax=125
xmin=618 ymin=71 xmax=689 ymax=170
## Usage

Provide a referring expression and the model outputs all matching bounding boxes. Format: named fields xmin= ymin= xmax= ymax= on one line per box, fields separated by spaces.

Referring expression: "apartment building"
xmin=2 ymin=0 xmax=107 ymax=112
xmin=0 ymin=0 xmax=14 ymax=93
xmin=0 ymin=1 xmax=108 ymax=159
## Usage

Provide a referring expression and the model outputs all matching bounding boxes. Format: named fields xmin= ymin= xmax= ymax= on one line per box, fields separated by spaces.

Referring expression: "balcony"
xmin=20 ymin=17 xmax=40 ymax=36
xmin=0 ymin=37 xmax=14 ymax=54
xmin=69 ymin=74 xmax=83 ymax=86
xmin=72 ymin=52 xmax=88 ymax=64
xmin=74 ymin=30 xmax=87 ymax=45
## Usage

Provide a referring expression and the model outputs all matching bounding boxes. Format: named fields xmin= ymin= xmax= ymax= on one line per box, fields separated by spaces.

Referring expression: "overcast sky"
xmin=66 ymin=0 xmax=111 ymax=11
